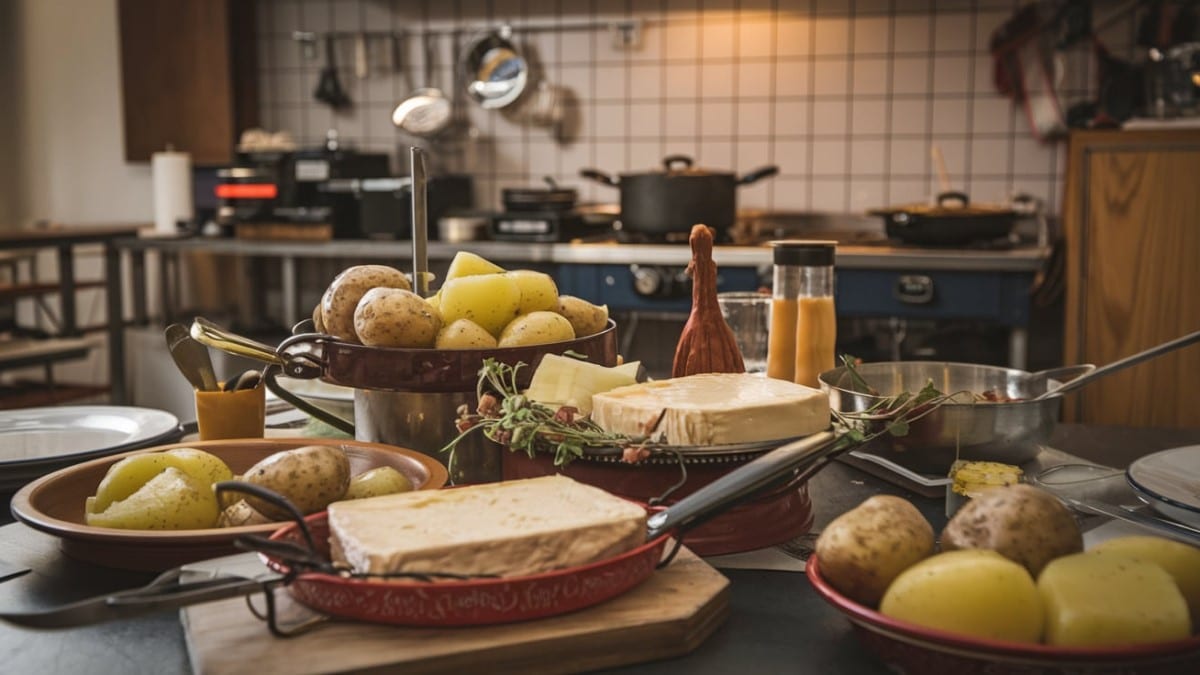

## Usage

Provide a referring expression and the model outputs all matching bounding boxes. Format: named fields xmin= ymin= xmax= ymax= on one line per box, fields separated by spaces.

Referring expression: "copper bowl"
xmin=807 ymin=555 xmax=1200 ymax=675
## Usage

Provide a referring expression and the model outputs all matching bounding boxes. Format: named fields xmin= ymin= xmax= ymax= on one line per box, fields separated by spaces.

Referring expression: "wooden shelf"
xmin=0 ymin=337 xmax=94 ymax=370
xmin=0 ymin=382 xmax=109 ymax=410
xmin=0 ymin=281 xmax=106 ymax=302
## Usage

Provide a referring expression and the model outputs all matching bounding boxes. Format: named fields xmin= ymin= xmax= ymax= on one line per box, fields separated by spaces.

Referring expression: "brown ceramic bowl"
xmin=807 ymin=555 xmax=1200 ymax=675
xmin=9 ymin=438 xmax=448 ymax=571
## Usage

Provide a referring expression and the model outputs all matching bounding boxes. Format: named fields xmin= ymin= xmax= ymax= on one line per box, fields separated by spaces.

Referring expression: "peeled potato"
xmin=506 ymin=270 xmax=559 ymax=314
xmin=881 ymin=549 xmax=1044 ymax=644
xmin=86 ymin=467 xmax=220 ymax=530
xmin=445 ymin=251 xmax=505 ymax=280
xmin=439 ymin=273 xmax=522 ymax=337
xmin=89 ymin=448 xmax=232 ymax=514
xmin=344 ymin=466 xmax=415 ymax=500
xmin=436 ymin=318 xmax=498 ymax=349
xmin=1090 ymin=535 xmax=1200 ymax=627
xmin=557 ymin=295 xmax=609 ymax=337
xmin=498 ymin=311 xmax=576 ymax=347
xmin=353 ymin=287 xmax=443 ymax=348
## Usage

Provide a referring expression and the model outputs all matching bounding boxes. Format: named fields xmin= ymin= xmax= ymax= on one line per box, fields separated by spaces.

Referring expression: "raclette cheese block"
xmin=590 ymin=373 xmax=830 ymax=445
xmin=327 ymin=475 xmax=647 ymax=578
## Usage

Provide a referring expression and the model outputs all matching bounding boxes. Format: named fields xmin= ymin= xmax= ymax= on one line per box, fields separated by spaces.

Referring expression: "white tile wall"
xmin=253 ymin=0 xmax=1135 ymax=214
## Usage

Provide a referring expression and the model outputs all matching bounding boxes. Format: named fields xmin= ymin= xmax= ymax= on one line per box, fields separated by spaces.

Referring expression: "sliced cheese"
xmin=590 ymin=373 xmax=830 ymax=445
xmin=327 ymin=475 xmax=647 ymax=578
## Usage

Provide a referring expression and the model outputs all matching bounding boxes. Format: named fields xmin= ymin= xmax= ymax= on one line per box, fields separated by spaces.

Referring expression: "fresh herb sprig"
xmin=830 ymin=355 xmax=965 ymax=442
xmin=439 ymin=358 xmax=638 ymax=468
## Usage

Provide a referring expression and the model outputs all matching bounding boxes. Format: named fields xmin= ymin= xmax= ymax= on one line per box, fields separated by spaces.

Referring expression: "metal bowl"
xmin=818 ymin=361 xmax=1093 ymax=474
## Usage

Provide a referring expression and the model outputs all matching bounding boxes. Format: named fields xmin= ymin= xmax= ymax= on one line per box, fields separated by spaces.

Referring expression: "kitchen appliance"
xmin=320 ymin=174 xmax=474 ymax=240
xmin=489 ymin=179 xmax=611 ymax=242
xmin=580 ymin=156 xmax=778 ymax=237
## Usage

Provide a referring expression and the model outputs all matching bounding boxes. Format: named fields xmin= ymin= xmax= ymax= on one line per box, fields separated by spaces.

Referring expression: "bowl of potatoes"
xmin=9 ymin=438 xmax=448 ymax=571
xmin=806 ymin=488 xmax=1200 ymax=674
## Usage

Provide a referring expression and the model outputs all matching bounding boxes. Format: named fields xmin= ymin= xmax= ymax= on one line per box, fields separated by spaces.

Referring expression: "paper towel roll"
xmin=152 ymin=150 xmax=193 ymax=234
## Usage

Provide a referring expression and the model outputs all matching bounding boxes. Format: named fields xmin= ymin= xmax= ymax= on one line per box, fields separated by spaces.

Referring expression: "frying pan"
xmin=819 ymin=329 xmax=1200 ymax=474
xmin=0 ymin=431 xmax=844 ymax=632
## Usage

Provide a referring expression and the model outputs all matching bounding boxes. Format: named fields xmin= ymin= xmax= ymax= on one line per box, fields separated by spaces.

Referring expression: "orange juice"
xmin=767 ymin=297 xmax=798 ymax=381
xmin=793 ymin=296 xmax=836 ymax=388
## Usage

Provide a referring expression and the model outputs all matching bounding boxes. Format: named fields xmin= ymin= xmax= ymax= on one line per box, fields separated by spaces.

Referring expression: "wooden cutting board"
xmin=183 ymin=548 xmax=729 ymax=675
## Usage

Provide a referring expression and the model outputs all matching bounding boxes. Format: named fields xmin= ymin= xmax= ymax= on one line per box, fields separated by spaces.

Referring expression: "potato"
xmin=426 ymin=290 xmax=441 ymax=311
xmin=1090 ymin=535 xmax=1200 ymax=626
xmin=814 ymin=495 xmax=935 ymax=607
xmin=445 ymin=251 xmax=505 ymax=280
xmin=940 ymin=484 xmax=1082 ymax=576
xmin=439 ymin=273 xmax=522 ymax=337
xmin=242 ymin=445 xmax=351 ymax=518
xmin=557 ymin=295 xmax=609 ymax=337
xmin=436 ymin=318 xmax=498 ymax=349
xmin=217 ymin=499 xmax=273 ymax=527
xmin=498 ymin=311 xmax=576 ymax=348
xmin=86 ymin=467 xmax=220 ymax=530
xmin=344 ymin=466 xmax=415 ymax=500
xmin=506 ymin=270 xmax=559 ymax=314
xmin=1038 ymin=551 xmax=1190 ymax=647
xmin=321 ymin=265 xmax=411 ymax=342
xmin=881 ymin=549 xmax=1044 ymax=643
xmin=90 ymin=448 xmax=232 ymax=514
xmin=312 ymin=303 xmax=325 ymax=332
xmin=353 ymin=287 xmax=443 ymax=348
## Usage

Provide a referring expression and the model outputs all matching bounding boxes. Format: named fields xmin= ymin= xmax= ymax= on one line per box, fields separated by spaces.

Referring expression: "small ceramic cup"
xmin=194 ymin=380 xmax=266 ymax=441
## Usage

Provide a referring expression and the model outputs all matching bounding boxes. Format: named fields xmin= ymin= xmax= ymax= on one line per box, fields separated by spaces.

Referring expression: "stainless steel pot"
xmin=818 ymin=361 xmax=1094 ymax=474
xmin=190 ymin=317 xmax=619 ymax=485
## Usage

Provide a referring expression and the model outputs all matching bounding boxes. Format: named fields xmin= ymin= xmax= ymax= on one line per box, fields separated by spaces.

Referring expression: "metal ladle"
xmin=1035 ymin=328 xmax=1200 ymax=400
xmin=392 ymin=31 xmax=452 ymax=136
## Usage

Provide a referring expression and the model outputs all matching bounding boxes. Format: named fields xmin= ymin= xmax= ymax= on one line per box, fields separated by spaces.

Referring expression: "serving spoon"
xmin=165 ymin=323 xmax=219 ymax=392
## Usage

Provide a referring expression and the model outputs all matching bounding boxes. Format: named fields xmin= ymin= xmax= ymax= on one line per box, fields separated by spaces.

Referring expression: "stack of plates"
xmin=1126 ymin=445 xmax=1200 ymax=529
xmin=0 ymin=406 xmax=182 ymax=494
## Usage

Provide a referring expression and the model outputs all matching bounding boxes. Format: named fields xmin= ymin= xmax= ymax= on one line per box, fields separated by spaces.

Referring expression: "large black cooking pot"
xmin=870 ymin=191 xmax=1018 ymax=246
xmin=580 ymin=156 xmax=778 ymax=236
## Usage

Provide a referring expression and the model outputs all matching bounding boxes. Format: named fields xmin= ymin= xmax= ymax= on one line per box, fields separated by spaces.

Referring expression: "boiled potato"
xmin=426 ymin=290 xmax=441 ymax=311
xmin=86 ymin=467 xmax=220 ymax=530
xmin=90 ymin=448 xmax=232 ymax=514
xmin=506 ymin=270 xmax=559 ymax=314
xmin=242 ymin=445 xmax=351 ymax=518
xmin=436 ymin=318 xmax=498 ymax=349
xmin=312 ymin=303 xmax=325 ymax=332
xmin=941 ymin=483 xmax=1081 ymax=576
xmin=498 ymin=311 xmax=576 ymax=348
xmin=557 ymin=295 xmax=609 ymax=337
xmin=344 ymin=466 xmax=415 ymax=500
xmin=1038 ymin=551 xmax=1190 ymax=647
xmin=881 ymin=549 xmax=1044 ymax=643
xmin=445 ymin=251 xmax=505 ymax=280
xmin=217 ymin=499 xmax=273 ymax=528
xmin=1090 ymin=535 xmax=1200 ymax=627
xmin=439 ymin=273 xmax=522 ymax=337
xmin=321 ymin=265 xmax=411 ymax=342
xmin=815 ymin=495 xmax=935 ymax=607
xmin=353 ymin=287 xmax=443 ymax=348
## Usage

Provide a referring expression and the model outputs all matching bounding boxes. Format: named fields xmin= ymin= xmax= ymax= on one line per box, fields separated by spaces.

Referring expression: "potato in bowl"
xmin=9 ymin=438 xmax=448 ymax=571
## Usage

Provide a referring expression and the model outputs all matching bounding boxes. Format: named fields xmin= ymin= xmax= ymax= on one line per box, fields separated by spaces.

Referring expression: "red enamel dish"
xmin=263 ymin=512 xmax=671 ymax=627
xmin=806 ymin=555 xmax=1200 ymax=675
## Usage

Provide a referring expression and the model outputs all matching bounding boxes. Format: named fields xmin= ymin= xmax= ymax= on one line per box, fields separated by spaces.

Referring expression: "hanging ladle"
xmin=314 ymin=34 xmax=351 ymax=109
xmin=1035 ymin=328 xmax=1200 ymax=400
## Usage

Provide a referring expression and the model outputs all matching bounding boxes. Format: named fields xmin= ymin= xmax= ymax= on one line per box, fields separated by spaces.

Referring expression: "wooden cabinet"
xmin=117 ymin=0 xmax=258 ymax=165
xmin=1062 ymin=129 xmax=1200 ymax=427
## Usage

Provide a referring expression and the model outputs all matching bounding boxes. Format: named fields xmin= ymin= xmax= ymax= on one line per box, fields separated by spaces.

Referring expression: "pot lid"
xmin=636 ymin=155 xmax=734 ymax=178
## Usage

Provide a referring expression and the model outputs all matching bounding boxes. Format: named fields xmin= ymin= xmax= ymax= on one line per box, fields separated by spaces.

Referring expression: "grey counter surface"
xmin=2 ymin=424 xmax=1197 ymax=674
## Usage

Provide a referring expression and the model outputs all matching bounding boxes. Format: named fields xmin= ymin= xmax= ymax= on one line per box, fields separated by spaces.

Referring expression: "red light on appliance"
xmin=216 ymin=183 xmax=278 ymax=199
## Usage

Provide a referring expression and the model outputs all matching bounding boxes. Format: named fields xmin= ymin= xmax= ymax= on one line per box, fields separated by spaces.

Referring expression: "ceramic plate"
xmin=1126 ymin=445 xmax=1200 ymax=528
xmin=269 ymin=377 xmax=353 ymax=403
xmin=9 ymin=438 xmax=449 ymax=571
xmin=0 ymin=406 xmax=182 ymax=493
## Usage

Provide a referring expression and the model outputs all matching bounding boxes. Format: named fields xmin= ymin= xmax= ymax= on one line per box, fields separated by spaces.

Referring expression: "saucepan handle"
xmin=645 ymin=430 xmax=841 ymax=541
xmin=737 ymin=165 xmax=780 ymax=185
xmin=579 ymin=168 xmax=618 ymax=187
xmin=263 ymin=364 xmax=356 ymax=436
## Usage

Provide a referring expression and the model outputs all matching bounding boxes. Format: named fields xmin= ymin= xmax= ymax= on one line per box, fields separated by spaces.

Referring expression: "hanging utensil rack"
xmin=291 ymin=17 xmax=647 ymax=52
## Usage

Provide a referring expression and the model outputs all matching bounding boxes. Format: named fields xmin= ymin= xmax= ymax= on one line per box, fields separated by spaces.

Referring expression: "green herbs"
xmin=440 ymin=359 xmax=636 ymax=468
xmin=831 ymin=354 xmax=962 ymax=442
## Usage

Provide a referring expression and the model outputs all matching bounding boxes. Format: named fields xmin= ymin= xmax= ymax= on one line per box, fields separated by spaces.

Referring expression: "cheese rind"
xmin=589 ymin=373 xmax=830 ymax=445
xmin=327 ymin=475 xmax=647 ymax=578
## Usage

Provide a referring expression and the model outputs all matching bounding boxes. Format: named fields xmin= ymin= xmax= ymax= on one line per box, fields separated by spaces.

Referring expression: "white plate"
xmin=0 ymin=406 xmax=181 ymax=493
xmin=1126 ymin=445 xmax=1200 ymax=528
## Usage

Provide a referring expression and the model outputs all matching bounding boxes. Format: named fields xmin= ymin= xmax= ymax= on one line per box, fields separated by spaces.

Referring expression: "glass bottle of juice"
xmin=766 ymin=241 xmax=836 ymax=388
